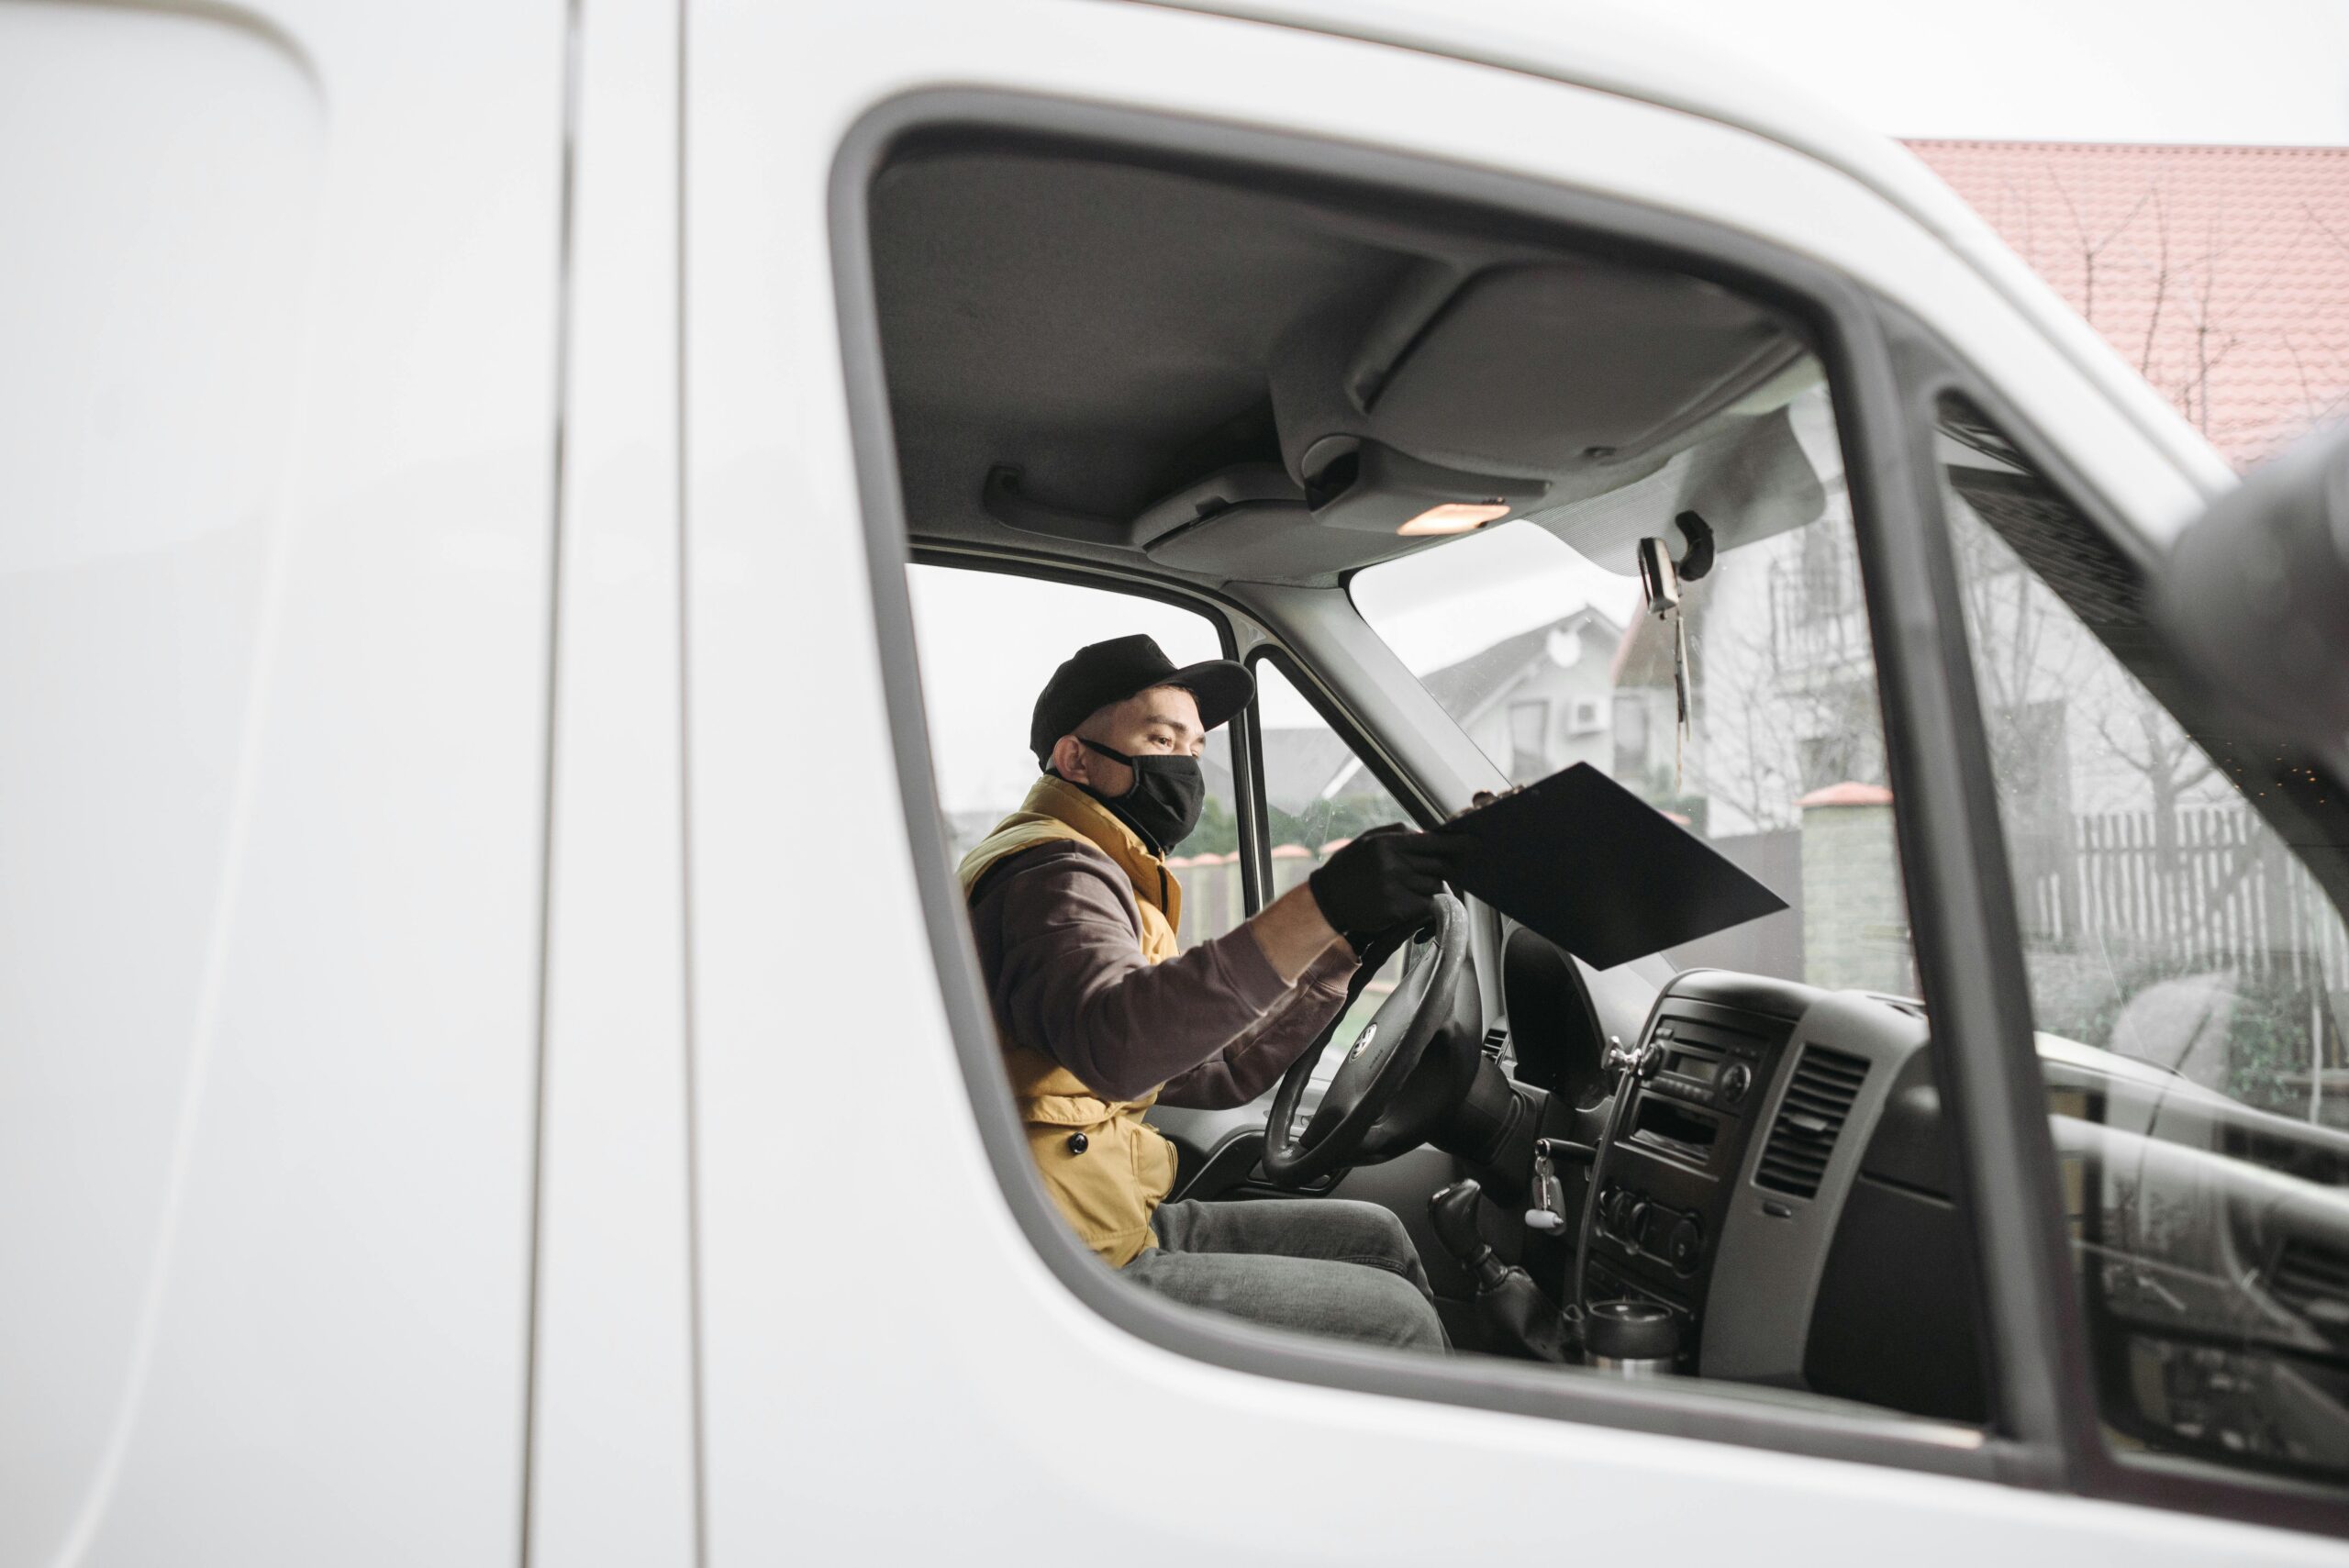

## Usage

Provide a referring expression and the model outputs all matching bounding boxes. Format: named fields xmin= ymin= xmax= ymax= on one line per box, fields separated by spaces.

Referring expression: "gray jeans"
xmin=1122 ymin=1197 xmax=1449 ymax=1352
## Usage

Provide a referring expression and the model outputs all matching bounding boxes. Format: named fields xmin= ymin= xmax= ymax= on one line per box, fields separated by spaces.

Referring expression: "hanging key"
xmin=1637 ymin=536 xmax=1692 ymax=791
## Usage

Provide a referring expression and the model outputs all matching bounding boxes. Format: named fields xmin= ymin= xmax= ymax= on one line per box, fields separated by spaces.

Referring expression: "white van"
xmin=9 ymin=0 xmax=2349 ymax=1562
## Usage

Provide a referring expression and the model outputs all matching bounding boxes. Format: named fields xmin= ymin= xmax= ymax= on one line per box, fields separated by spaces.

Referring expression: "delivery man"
xmin=959 ymin=634 xmax=1466 ymax=1351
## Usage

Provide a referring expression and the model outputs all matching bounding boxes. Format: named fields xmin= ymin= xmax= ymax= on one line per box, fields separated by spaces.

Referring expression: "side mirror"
xmin=2153 ymin=425 xmax=2349 ymax=751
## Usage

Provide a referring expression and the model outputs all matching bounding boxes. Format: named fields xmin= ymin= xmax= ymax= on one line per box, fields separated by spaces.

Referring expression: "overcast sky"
xmin=1632 ymin=0 xmax=2349 ymax=146
xmin=908 ymin=1 xmax=2349 ymax=811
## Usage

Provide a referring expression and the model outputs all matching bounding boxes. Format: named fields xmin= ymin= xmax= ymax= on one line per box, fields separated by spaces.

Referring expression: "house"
xmin=1417 ymin=606 xmax=1627 ymax=785
xmin=1245 ymin=606 xmax=1627 ymax=831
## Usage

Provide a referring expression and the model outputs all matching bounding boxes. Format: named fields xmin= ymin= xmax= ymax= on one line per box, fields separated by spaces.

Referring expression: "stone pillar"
xmin=1798 ymin=783 xmax=1913 ymax=995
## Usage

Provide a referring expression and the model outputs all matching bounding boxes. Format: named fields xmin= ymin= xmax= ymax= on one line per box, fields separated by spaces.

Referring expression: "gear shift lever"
xmin=1430 ymin=1179 xmax=1512 ymax=1294
xmin=1428 ymin=1179 xmax=1575 ymax=1362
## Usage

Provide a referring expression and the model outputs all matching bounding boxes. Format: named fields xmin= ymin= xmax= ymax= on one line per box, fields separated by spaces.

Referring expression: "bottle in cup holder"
xmin=1582 ymin=1299 xmax=1679 ymax=1375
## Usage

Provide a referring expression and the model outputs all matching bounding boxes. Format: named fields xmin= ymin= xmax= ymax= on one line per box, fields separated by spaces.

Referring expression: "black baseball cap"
xmin=1030 ymin=634 xmax=1254 ymax=765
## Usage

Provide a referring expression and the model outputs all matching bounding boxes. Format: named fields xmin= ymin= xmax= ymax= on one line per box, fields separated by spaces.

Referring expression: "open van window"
xmin=867 ymin=118 xmax=1998 ymax=1455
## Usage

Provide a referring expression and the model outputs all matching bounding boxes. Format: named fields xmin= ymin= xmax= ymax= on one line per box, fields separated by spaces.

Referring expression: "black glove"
xmin=1308 ymin=824 xmax=1470 ymax=956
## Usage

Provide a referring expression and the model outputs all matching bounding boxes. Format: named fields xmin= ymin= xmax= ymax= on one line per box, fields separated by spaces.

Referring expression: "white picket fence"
xmin=2012 ymin=806 xmax=2349 ymax=993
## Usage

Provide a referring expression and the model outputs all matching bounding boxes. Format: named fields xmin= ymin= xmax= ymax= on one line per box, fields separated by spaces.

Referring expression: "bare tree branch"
xmin=2138 ymin=189 xmax=2170 ymax=378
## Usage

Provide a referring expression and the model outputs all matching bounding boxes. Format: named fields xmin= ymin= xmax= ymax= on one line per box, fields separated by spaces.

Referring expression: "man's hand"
xmin=1307 ymin=824 xmax=1470 ymax=956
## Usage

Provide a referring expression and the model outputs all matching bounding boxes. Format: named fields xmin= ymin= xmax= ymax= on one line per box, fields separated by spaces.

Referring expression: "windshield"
xmin=1352 ymin=373 xmax=1915 ymax=990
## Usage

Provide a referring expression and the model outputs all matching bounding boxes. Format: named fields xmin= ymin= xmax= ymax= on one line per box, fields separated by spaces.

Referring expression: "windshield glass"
xmin=1351 ymin=370 xmax=1915 ymax=990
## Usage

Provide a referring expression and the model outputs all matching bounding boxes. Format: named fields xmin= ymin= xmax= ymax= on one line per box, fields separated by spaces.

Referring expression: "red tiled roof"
xmin=1905 ymin=140 xmax=2349 ymax=469
xmin=1798 ymin=782 xmax=1894 ymax=808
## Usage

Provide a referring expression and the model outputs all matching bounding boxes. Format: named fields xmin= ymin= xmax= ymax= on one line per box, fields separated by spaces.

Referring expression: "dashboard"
xmin=1553 ymin=967 xmax=1987 ymax=1419
xmin=1157 ymin=924 xmax=2349 ymax=1466
xmin=1553 ymin=961 xmax=2349 ymax=1462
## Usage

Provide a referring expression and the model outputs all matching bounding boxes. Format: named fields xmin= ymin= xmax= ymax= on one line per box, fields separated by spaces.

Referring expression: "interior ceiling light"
xmin=1397 ymin=501 xmax=1511 ymax=536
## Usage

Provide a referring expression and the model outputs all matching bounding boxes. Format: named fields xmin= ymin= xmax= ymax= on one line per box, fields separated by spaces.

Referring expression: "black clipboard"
xmin=1445 ymin=763 xmax=1787 ymax=970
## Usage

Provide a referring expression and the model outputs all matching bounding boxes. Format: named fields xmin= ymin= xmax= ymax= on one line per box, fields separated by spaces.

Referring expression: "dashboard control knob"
xmin=1719 ymin=1061 xmax=1752 ymax=1106
xmin=1625 ymin=1199 xmax=1651 ymax=1246
xmin=1602 ymin=1187 xmax=1634 ymax=1235
xmin=1667 ymin=1217 xmax=1704 ymax=1274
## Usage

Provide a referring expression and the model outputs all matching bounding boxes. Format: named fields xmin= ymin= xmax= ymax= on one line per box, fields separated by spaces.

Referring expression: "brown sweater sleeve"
xmin=1155 ymin=945 xmax=1358 ymax=1109
xmin=968 ymin=841 xmax=1290 ymax=1102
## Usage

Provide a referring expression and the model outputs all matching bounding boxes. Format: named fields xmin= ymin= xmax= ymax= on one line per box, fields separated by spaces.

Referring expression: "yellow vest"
xmin=959 ymin=776 xmax=1183 ymax=1267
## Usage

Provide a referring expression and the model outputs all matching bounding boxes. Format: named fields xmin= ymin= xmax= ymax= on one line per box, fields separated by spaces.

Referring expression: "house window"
xmin=1768 ymin=530 xmax=1863 ymax=668
xmin=1614 ymin=694 xmax=1651 ymax=777
xmin=1795 ymin=693 xmax=1886 ymax=795
xmin=1507 ymin=700 xmax=1547 ymax=782
xmin=1798 ymin=525 xmax=1852 ymax=615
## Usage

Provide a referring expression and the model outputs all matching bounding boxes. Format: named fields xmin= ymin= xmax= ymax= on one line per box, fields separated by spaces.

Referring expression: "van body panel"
xmin=526 ymin=0 xmax=701 ymax=1562
xmin=683 ymin=0 xmax=2325 ymax=1559
xmin=0 ymin=1 xmax=566 ymax=1562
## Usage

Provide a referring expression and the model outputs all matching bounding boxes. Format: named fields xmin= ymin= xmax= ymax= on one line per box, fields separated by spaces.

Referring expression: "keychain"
xmin=1636 ymin=535 xmax=1690 ymax=791
xmin=1636 ymin=512 xmax=1713 ymax=794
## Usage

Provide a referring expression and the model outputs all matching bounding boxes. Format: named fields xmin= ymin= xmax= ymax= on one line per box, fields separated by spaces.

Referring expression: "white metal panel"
xmin=0 ymin=0 xmax=566 ymax=1562
xmin=685 ymin=1 xmax=2327 ymax=1560
xmin=527 ymin=0 xmax=699 ymax=1561
xmin=0 ymin=11 xmax=320 ymax=1561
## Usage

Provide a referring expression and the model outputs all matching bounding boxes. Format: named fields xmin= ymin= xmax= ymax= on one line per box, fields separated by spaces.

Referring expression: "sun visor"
xmin=1520 ymin=398 xmax=1833 ymax=575
xmin=1271 ymin=261 xmax=1804 ymax=489
xmin=1369 ymin=264 xmax=1800 ymax=474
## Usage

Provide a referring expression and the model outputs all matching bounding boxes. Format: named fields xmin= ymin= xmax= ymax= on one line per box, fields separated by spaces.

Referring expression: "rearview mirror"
xmin=2154 ymin=425 xmax=2349 ymax=754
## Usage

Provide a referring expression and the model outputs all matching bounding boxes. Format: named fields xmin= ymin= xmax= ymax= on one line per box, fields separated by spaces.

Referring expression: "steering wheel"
xmin=1260 ymin=893 xmax=1473 ymax=1186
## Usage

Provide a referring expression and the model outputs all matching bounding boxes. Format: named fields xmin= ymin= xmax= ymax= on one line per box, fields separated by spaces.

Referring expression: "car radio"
xmin=1646 ymin=1026 xmax=1761 ymax=1115
xmin=1579 ymin=998 xmax=1791 ymax=1365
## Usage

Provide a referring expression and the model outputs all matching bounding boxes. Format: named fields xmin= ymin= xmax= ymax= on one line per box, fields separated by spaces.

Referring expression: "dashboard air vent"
xmin=1754 ymin=1045 xmax=1869 ymax=1200
xmin=2273 ymin=1239 xmax=2349 ymax=1331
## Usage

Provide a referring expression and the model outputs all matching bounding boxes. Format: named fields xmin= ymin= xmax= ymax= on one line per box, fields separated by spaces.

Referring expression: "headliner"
xmin=870 ymin=142 xmax=1805 ymax=586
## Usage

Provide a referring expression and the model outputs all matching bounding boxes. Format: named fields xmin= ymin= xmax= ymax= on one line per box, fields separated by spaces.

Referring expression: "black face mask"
xmin=1073 ymin=737 xmax=1207 ymax=856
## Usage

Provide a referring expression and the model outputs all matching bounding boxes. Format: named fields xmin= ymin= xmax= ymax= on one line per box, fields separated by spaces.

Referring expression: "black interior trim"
xmin=1500 ymin=925 xmax=1609 ymax=1104
xmin=835 ymin=86 xmax=2022 ymax=1484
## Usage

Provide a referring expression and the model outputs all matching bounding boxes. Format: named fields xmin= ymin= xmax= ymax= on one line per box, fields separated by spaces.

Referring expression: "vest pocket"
xmin=1130 ymin=1118 xmax=1178 ymax=1210
xmin=1019 ymin=1104 xmax=1178 ymax=1267
xmin=1024 ymin=1113 xmax=1138 ymax=1247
